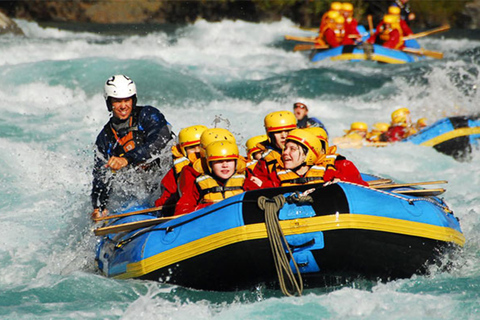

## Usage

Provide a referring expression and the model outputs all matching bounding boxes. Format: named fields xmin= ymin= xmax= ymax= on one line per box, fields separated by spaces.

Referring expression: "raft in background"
xmin=333 ymin=114 xmax=480 ymax=161
xmin=310 ymin=39 xmax=424 ymax=64
xmin=404 ymin=114 xmax=480 ymax=161
xmin=95 ymin=175 xmax=464 ymax=292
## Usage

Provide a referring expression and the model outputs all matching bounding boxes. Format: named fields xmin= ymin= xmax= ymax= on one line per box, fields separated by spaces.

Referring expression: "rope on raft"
xmin=257 ymin=194 xmax=304 ymax=297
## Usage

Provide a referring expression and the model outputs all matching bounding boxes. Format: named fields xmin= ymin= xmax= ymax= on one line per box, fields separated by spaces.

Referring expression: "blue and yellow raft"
xmin=405 ymin=114 xmax=480 ymax=160
xmin=95 ymin=174 xmax=464 ymax=291
xmin=310 ymin=35 xmax=424 ymax=64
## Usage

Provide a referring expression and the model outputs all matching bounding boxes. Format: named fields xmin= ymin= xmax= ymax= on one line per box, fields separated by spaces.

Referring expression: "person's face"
xmin=273 ymin=130 xmax=290 ymax=150
xmin=282 ymin=141 xmax=306 ymax=169
xmin=185 ymin=145 xmax=201 ymax=155
xmin=252 ymin=151 xmax=262 ymax=161
xmin=293 ymin=104 xmax=308 ymax=120
xmin=111 ymin=97 xmax=133 ymax=120
xmin=211 ymin=160 xmax=236 ymax=180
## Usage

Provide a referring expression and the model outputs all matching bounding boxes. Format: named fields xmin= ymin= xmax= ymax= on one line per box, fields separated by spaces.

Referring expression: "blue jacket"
xmin=297 ymin=116 xmax=328 ymax=134
xmin=91 ymin=105 xmax=172 ymax=210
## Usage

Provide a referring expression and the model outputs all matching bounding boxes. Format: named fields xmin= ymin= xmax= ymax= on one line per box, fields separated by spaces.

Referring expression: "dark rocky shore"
xmin=1 ymin=0 xmax=479 ymax=35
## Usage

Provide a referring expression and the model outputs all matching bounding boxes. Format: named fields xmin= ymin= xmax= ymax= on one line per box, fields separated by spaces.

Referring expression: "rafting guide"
xmin=91 ymin=75 xmax=174 ymax=220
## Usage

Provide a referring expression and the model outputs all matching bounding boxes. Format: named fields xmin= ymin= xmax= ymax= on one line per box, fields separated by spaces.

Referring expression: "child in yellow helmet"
xmin=154 ymin=125 xmax=207 ymax=215
xmin=380 ymin=107 xmax=414 ymax=142
xmin=175 ymin=140 xmax=249 ymax=215
xmin=367 ymin=14 xmax=405 ymax=49
xmin=250 ymin=110 xmax=297 ymax=188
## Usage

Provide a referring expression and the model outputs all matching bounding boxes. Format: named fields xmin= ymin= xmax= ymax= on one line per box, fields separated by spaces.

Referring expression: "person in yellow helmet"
xmin=415 ymin=118 xmax=428 ymax=131
xmin=154 ymin=125 xmax=207 ymax=215
xmin=340 ymin=2 xmax=361 ymax=45
xmin=344 ymin=122 xmax=368 ymax=140
xmin=175 ymin=128 xmax=241 ymax=210
xmin=380 ymin=107 xmax=413 ymax=142
xmin=367 ymin=14 xmax=405 ymax=49
xmin=174 ymin=140 xmax=249 ymax=215
xmin=245 ymin=134 xmax=268 ymax=173
xmin=367 ymin=122 xmax=390 ymax=142
xmin=388 ymin=5 xmax=413 ymax=36
xmin=266 ymin=129 xmax=326 ymax=187
xmin=320 ymin=2 xmax=343 ymax=32
xmin=250 ymin=110 xmax=297 ymax=188
xmin=319 ymin=13 xmax=346 ymax=48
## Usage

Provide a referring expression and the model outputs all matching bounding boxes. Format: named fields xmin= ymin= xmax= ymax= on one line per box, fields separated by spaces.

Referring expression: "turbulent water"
xmin=1 ymin=18 xmax=479 ymax=319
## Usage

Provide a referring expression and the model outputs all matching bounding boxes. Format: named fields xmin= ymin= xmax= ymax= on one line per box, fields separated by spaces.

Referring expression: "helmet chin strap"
xmin=291 ymin=162 xmax=307 ymax=174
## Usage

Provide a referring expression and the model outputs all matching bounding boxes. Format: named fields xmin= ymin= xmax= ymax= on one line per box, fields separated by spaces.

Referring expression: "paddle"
xmin=94 ymin=214 xmax=185 ymax=236
xmin=392 ymin=188 xmax=446 ymax=197
xmin=402 ymin=24 xmax=450 ymax=41
xmin=294 ymin=43 xmax=329 ymax=51
xmin=367 ymin=15 xmax=374 ymax=37
xmin=367 ymin=178 xmax=393 ymax=186
xmin=402 ymin=47 xmax=444 ymax=59
xmin=285 ymin=35 xmax=318 ymax=43
xmin=93 ymin=206 xmax=163 ymax=222
xmin=372 ymin=180 xmax=448 ymax=189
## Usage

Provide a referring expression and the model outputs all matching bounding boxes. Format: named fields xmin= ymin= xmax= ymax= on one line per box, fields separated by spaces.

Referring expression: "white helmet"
xmin=293 ymin=99 xmax=308 ymax=110
xmin=104 ymin=75 xmax=137 ymax=111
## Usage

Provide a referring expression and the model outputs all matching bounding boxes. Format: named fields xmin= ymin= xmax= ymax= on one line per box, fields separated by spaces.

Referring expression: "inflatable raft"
xmin=333 ymin=115 xmax=480 ymax=161
xmin=404 ymin=114 xmax=480 ymax=160
xmin=310 ymin=40 xmax=424 ymax=64
xmin=95 ymin=176 xmax=464 ymax=292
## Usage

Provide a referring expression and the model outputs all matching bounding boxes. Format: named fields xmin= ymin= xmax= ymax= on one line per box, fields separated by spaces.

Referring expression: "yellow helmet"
xmin=417 ymin=118 xmax=428 ymax=128
xmin=285 ymin=129 xmax=323 ymax=166
xmin=335 ymin=15 xmax=345 ymax=24
xmin=383 ymin=14 xmax=399 ymax=24
xmin=388 ymin=6 xmax=401 ymax=15
xmin=264 ymin=110 xmax=297 ymax=134
xmin=177 ymin=125 xmax=208 ymax=156
xmin=200 ymin=128 xmax=236 ymax=149
xmin=371 ymin=122 xmax=389 ymax=132
xmin=350 ymin=122 xmax=368 ymax=131
xmin=245 ymin=134 xmax=268 ymax=161
xmin=331 ymin=2 xmax=342 ymax=11
xmin=304 ymin=127 xmax=329 ymax=151
xmin=327 ymin=10 xmax=341 ymax=20
xmin=391 ymin=108 xmax=411 ymax=125
xmin=341 ymin=3 xmax=354 ymax=12
xmin=205 ymin=140 xmax=239 ymax=172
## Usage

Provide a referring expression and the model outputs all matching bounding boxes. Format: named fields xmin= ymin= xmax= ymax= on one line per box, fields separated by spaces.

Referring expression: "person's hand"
xmin=250 ymin=176 xmax=263 ymax=187
xmin=106 ymin=156 xmax=129 ymax=171
xmin=91 ymin=208 xmax=108 ymax=221
xmin=408 ymin=13 xmax=415 ymax=21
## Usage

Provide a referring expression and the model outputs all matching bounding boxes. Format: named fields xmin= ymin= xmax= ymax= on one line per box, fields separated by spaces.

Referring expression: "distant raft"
xmin=310 ymin=40 xmax=424 ymax=64
xmin=334 ymin=115 xmax=480 ymax=161
xmin=404 ymin=114 xmax=480 ymax=161
xmin=95 ymin=174 xmax=464 ymax=292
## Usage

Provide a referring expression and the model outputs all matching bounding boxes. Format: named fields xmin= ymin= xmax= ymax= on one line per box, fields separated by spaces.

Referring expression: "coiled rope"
xmin=257 ymin=194 xmax=304 ymax=297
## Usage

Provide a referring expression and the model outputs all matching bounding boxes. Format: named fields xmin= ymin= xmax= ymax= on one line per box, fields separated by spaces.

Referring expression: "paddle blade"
xmin=293 ymin=44 xmax=328 ymax=51
xmin=403 ymin=47 xmax=444 ymax=59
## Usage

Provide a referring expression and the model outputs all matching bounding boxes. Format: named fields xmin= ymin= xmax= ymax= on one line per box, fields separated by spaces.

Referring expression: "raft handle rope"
xmin=341 ymin=181 xmax=452 ymax=213
xmin=257 ymin=194 xmax=304 ymax=297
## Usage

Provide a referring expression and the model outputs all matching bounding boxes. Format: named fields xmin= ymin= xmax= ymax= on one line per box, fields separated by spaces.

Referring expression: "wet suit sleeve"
xmin=91 ymin=131 xmax=111 ymax=210
xmin=123 ymin=106 xmax=172 ymax=165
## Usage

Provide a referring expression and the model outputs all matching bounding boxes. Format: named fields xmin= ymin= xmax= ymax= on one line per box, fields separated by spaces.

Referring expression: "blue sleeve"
xmin=123 ymin=106 xmax=172 ymax=165
xmin=307 ymin=117 xmax=329 ymax=134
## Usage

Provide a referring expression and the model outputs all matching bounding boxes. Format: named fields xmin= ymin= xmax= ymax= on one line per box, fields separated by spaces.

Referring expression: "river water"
xmin=0 ymin=18 xmax=479 ymax=319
